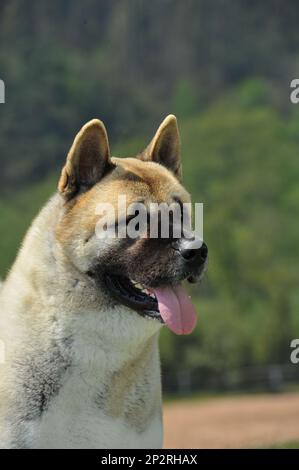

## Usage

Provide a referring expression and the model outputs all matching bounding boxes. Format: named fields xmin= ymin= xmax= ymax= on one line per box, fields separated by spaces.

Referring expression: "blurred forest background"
xmin=1 ymin=0 xmax=299 ymax=394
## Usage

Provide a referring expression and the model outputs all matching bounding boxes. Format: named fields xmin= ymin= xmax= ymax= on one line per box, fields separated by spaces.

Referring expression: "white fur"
xmin=0 ymin=195 xmax=163 ymax=449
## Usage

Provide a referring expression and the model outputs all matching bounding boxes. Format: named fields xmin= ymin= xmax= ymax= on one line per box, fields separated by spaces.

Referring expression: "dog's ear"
xmin=139 ymin=114 xmax=182 ymax=180
xmin=58 ymin=119 xmax=114 ymax=198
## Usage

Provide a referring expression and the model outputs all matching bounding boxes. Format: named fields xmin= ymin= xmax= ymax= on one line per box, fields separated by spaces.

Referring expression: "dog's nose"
xmin=179 ymin=240 xmax=208 ymax=264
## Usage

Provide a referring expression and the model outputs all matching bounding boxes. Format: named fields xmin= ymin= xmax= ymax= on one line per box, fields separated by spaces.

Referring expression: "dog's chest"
xmin=24 ymin=349 xmax=163 ymax=449
xmin=31 ymin=379 xmax=162 ymax=448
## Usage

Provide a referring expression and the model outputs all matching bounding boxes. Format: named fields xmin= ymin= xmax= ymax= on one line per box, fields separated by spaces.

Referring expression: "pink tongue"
xmin=152 ymin=285 xmax=197 ymax=335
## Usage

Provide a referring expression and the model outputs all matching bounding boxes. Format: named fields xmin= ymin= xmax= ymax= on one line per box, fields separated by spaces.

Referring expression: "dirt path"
xmin=163 ymin=392 xmax=299 ymax=448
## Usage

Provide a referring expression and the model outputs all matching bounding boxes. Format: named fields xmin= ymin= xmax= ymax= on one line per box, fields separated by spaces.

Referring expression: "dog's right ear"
xmin=138 ymin=115 xmax=182 ymax=180
xmin=58 ymin=119 xmax=114 ymax=199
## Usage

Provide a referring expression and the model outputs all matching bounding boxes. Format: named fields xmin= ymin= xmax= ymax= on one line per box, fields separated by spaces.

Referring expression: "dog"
xmin=0 ymin=115 xmax=208 ymax=448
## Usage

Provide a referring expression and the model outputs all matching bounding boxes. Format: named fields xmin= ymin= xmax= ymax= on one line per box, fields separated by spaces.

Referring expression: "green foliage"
xmin=0 ymin=174 xmax=58 ymax=276
xmin=0 ymin=1 xmax=298 ymax=390
xmin=2 ymin=82 xmax=297 ymax=387
xmin=237 ymin=79 xmax=272 ymax=109
xmin=267 ymin=441 xmax=299 ymax=449
xmin=161 ymin=84 xmax=299 ymax=379
xmin=0 ymin=0 xmax=296 ymax=191
xmin=172 ymin=80 xmax=199 ymax=117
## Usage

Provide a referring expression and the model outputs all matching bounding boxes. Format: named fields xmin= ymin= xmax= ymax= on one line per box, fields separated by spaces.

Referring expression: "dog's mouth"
xmin=104 ymin=273 xmax=198 ymax=335
xmin=104 ymin=273 xmax=163 ymax=323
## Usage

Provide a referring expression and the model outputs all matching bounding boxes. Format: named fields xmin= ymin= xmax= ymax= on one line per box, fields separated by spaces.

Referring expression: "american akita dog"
xmin=0 ymin=115 xmax=208 ymax=449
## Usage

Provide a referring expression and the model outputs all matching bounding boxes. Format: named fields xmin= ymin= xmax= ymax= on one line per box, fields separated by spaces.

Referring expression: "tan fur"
xmin=58 ymin=119 xmax=113 ymax=198
xmin=103 ymin=338 xmax=161 ymax=432
xmin=0 ymin=115 xmax=192 ymax=449
xmin=56 ymin=157 xmax=190 ymax=250
xmin=140 ymin=115 xmax=182 ymax=179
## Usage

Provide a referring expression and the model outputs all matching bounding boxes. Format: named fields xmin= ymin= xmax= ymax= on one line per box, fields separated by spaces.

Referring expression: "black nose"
xmin=179 ymin=240 xmax=208 ymax=263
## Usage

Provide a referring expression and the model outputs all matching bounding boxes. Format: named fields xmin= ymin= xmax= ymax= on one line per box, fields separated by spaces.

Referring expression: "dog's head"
xmin=56 ymin=116 xmax=208 ymax=335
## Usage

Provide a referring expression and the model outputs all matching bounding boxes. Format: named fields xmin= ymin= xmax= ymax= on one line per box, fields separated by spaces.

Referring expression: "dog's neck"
xmin=6 ymin=193 xmax=162 ymax=356
xmin=0 ymin=196 xmax=163 ymax=448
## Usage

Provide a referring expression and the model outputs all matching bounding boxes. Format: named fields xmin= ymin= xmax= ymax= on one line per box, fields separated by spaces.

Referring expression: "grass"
xmin=265 ymin=441 xmax=299 ymax=449
xmin=164 ymin=385 xmax=299 ymax=404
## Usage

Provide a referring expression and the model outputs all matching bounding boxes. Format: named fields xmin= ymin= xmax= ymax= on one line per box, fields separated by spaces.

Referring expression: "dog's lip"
xmin=104 ymin=273 xmax=164 ymax=323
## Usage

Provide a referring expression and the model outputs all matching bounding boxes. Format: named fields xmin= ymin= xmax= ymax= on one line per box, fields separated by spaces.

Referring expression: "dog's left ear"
xmin=139 ymin=114 xmax=182 ymax=180
xmin=58 ymin=119 xmax=114 ymax=199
